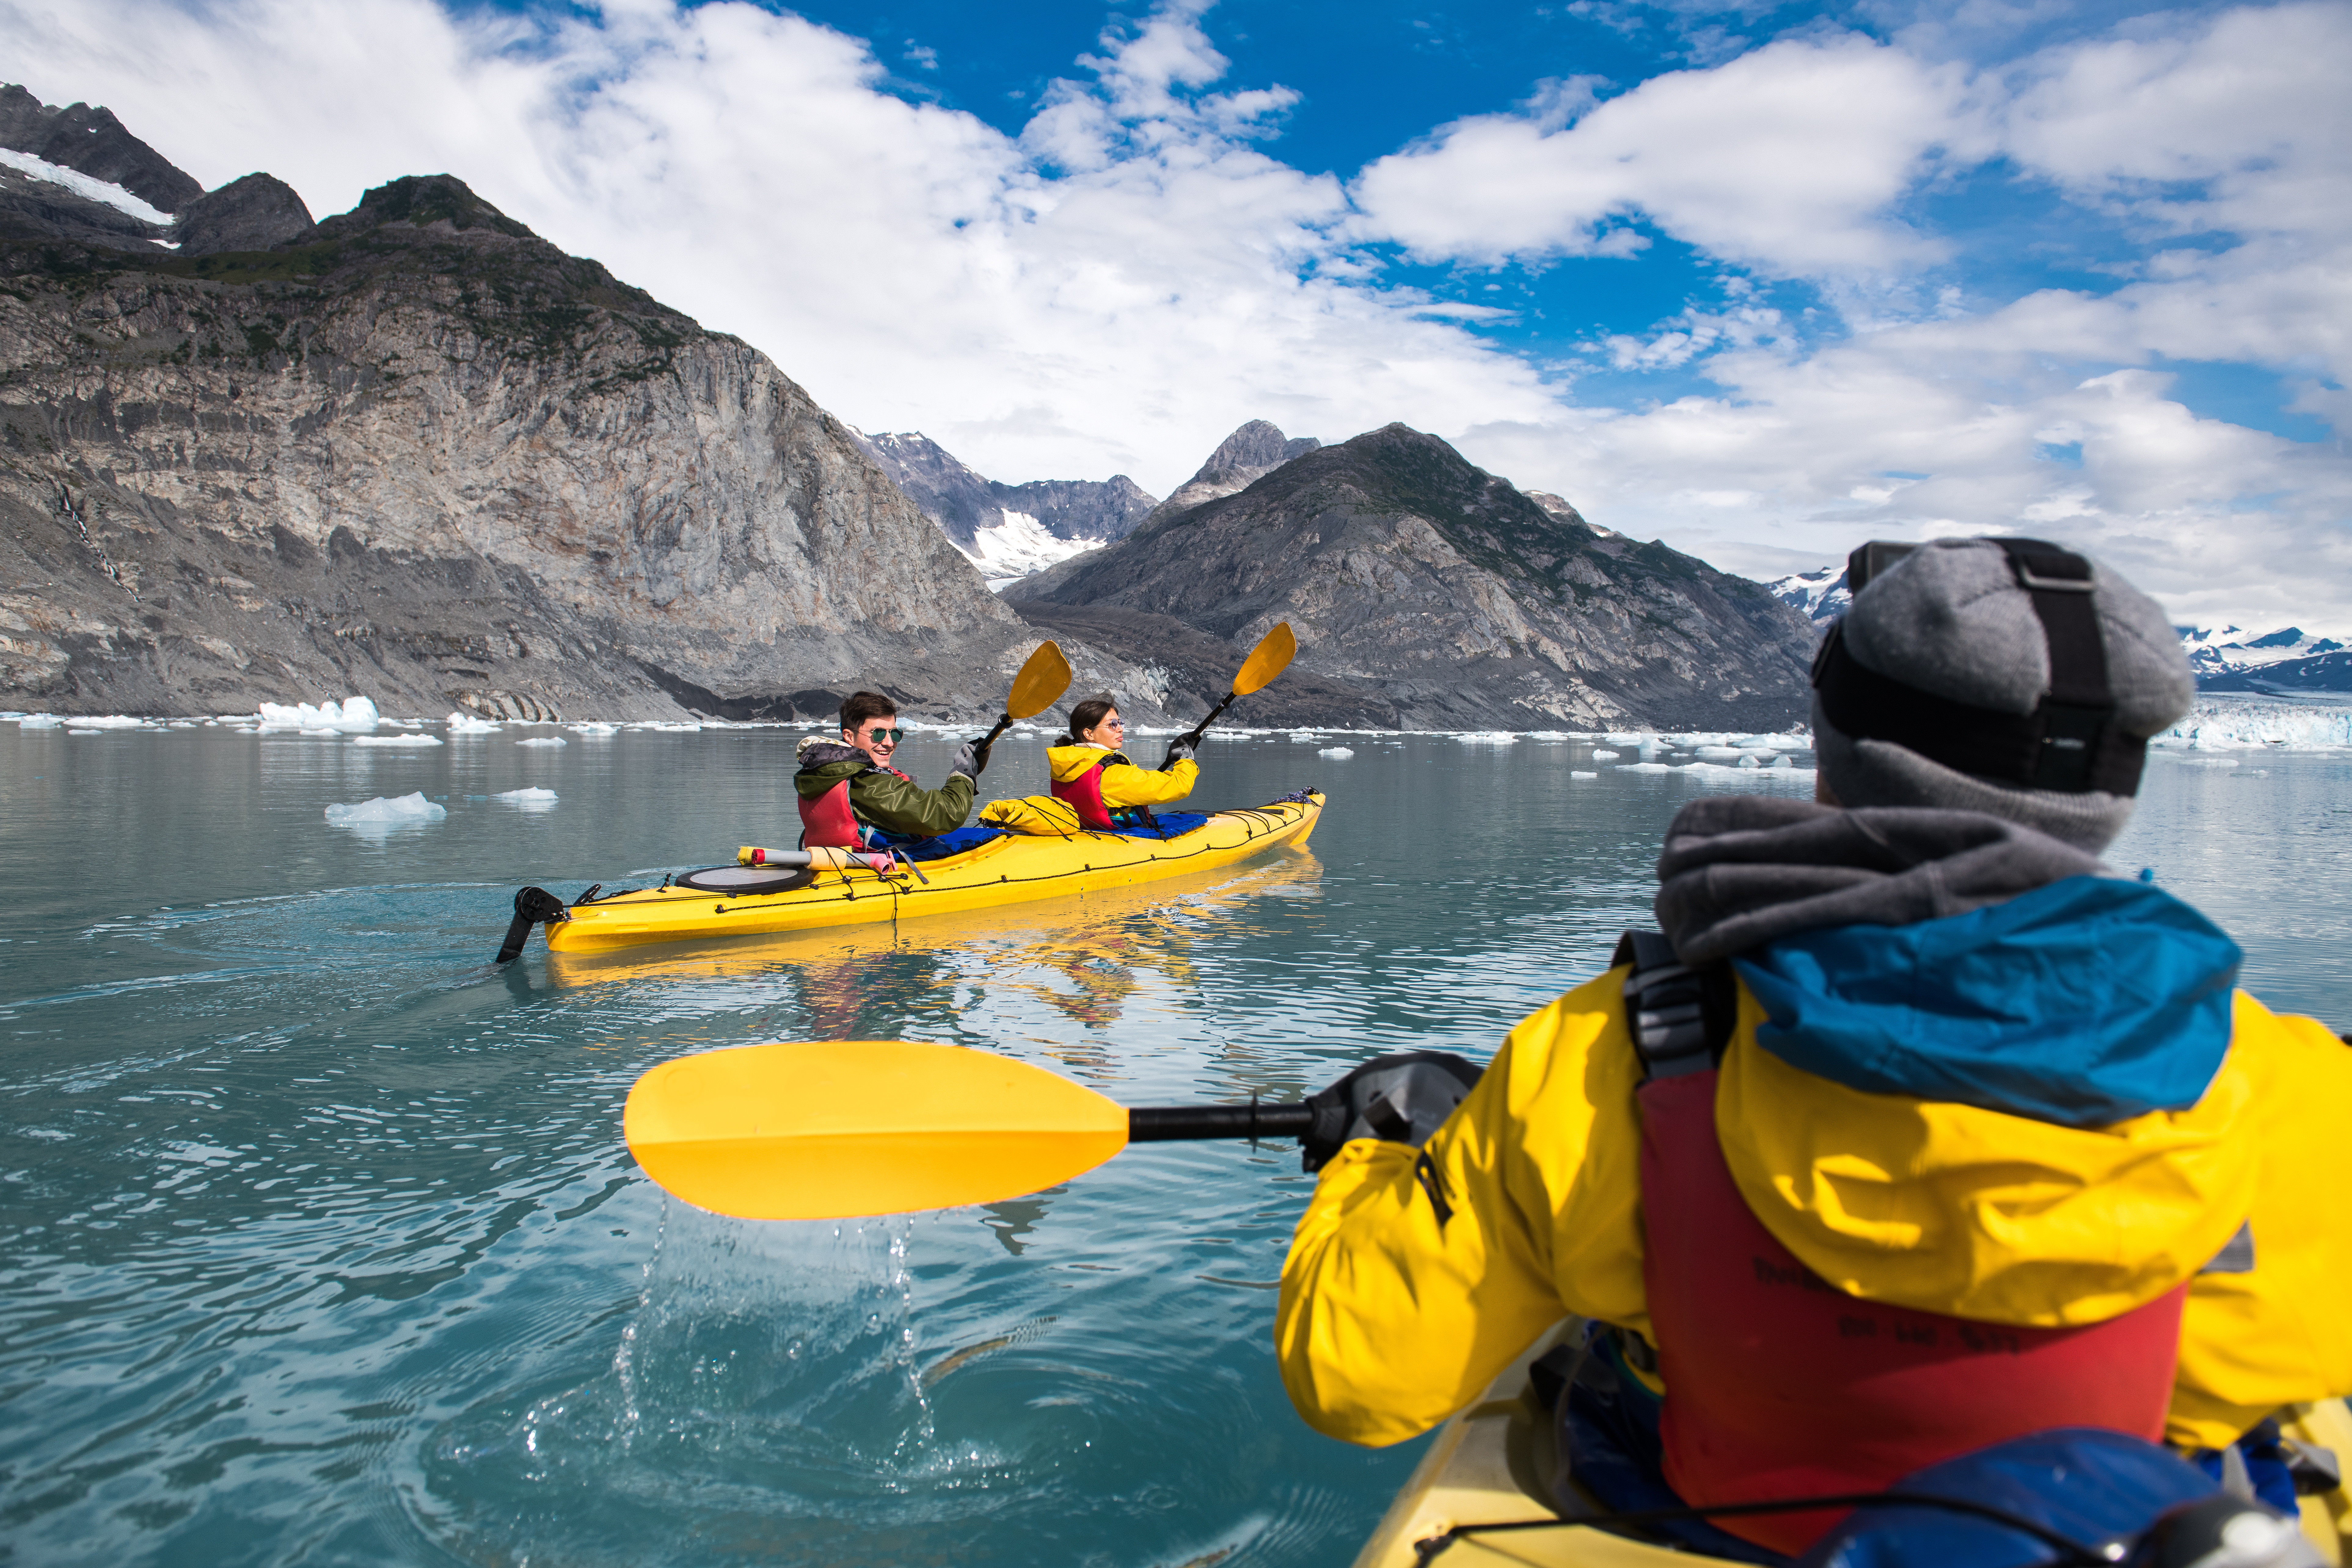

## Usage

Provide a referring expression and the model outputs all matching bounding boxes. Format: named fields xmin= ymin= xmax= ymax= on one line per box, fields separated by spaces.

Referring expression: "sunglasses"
xmin=856 ymin=728 xmax=904 ymax=744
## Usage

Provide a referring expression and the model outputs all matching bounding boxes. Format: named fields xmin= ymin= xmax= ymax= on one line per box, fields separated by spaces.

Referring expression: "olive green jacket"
xmin=793 ymin=738 xmax=974 ymax=838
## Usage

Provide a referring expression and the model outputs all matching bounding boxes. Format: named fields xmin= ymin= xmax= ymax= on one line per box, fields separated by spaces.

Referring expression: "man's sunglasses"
xmin=856 ymin=728 xmax=904 ymax=744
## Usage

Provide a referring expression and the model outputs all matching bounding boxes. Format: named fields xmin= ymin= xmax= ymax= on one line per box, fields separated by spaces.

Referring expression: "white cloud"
xmin=1352 ymin=34 xmax=1973 ymax=275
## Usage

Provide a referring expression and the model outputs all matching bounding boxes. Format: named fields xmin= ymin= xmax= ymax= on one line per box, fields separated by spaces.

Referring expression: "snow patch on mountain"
xmin=0 ymin=146 xmax=172 ymax=225
xmin=1767 ymin=565 xmax=1849 ymax=624
xmin=968 ymin=510 xmax=1097 ymax=588
xmin=2177 ymin=625 xmax=2351 ymax=693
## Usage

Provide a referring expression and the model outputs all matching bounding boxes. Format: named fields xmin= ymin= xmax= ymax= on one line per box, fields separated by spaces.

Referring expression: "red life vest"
xmin=1638 ymin=1068 xmax=2189 ymax=1555
xmin=798 ymin=779 xmax=863 ymax=847
xmin=1050 ymin=755 xmax=1116 ymax=830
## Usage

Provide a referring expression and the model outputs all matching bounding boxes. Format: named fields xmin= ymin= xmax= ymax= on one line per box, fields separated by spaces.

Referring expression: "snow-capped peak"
xmin=1768 ymin=565 xmax=1849 ymax=624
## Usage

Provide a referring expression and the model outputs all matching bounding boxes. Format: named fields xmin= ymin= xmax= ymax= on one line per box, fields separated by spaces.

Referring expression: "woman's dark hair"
xmin=838 ymin=690 xmax=897 ymax=736
xmin=1056 ymin=696 xmax=1119 ymax=748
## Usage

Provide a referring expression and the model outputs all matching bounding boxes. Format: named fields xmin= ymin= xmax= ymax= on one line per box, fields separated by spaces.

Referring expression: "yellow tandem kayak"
xmin=1356 ymin=1321 xmax=2352 ymax=1567
xmin=539 ymin=791 xmax=1323 ymax=955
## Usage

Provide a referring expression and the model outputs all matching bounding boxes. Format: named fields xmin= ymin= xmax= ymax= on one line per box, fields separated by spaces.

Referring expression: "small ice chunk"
xmin=1318 ymin=746 xmax=1354 ymax=759
xmin=352 ymin=733 xmax=444 ymax=747
xmin=1452 ymin=731 xmax=1518 ymax=745
xmin=1591 ymin=749 xmax=1620 ymax=760
xmin=493 ymin=787 xmax=558 ymax=811
xmin=259 ymin=696 xmax=379 ymax=731
xmin=1738 ymin=755 xmax=1759 ymax=769
xmin=324 ymin=792 xmax=447 ymax=825
xmin=445 ymin=711 xmax=502 ymax=734
xmin=16 ymin=714 xmax=63 ymax=728
xmin=568 ymin=722 xmax=617 ymax=734
xmin=68 ymin=728 xmax=103 ymax=735
xmin=1570 ymin=770 xmax=1599 ymax=779
xmin=516 ymin=736 xmax=566 ymax=747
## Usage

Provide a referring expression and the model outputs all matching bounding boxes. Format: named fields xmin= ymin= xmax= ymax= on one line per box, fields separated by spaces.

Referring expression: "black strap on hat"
xmin=1810 ymin=538 xmax=2146 ymax=796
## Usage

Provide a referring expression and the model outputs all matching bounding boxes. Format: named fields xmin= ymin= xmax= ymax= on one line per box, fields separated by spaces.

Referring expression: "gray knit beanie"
xmin=1812 ymin=539 xmax=2193 ymax=852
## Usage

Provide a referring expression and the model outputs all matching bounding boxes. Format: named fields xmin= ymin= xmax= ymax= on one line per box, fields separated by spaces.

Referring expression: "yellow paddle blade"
xmin=1231 ymin=621 xmax=1297 ymax=696
xmin=623 ymin=1041 xmax=1129 ymax=1220
xmin=1006 ymin=640 xmax=1074 ymax=720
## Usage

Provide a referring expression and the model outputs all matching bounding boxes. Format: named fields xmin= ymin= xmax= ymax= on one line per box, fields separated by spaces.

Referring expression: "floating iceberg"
xmin=1452 ymin=731 xmax=1519 ymax=745
xmin=568 ymin=722 xmax=618 ymax=735
xmin=324 ymin=792 xmax=446 ymax=826
xmin=494 ymin=787 xmax=558 ymax=801
xmin=1318 ymin=747 xmax=1354 ymax=759
xmin=259 ymin=696 xmax=379 ymax=731
xmin=14 ymin=714 xmax=63 ymax=728
xmin=1570 ymin=770 xmax=1599 ymax=779
xmin=446 ymin=711 xmax=501 ymax=734
xmin=352 ymin=733 xmax=443 ymax=747
xmin=1591 ymin=749 xmax=1620 ymax=760
xmin=516 ymin=736 xmax=567 ymax=748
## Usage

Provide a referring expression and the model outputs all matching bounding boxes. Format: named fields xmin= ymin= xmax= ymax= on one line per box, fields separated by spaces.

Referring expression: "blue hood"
xmin=1732 ymin=875 xmax=2241 ymax=1128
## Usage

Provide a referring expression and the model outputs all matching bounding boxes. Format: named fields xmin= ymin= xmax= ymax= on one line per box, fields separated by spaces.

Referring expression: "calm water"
xmin=3 ymin=721 xmax=2348 ymax=1567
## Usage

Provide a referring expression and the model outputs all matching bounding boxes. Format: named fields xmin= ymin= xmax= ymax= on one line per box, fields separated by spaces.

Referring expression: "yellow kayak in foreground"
xmin=1357 ymin=1322 xmax=2352 ymax=1567
xmin=541 ymin=792 xmax=1322 ymax=954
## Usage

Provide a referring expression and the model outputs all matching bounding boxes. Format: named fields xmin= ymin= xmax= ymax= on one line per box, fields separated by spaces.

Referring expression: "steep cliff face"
xmin=0 ymin=172 xmax=1037 ymax=719
xmin=1009 ymin=423 xmax=1817 ymax=730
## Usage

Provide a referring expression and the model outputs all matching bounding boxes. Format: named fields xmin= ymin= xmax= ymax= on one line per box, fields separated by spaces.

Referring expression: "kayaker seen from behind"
xmin=796 ymin=691 xmax=984 ymax=849
xmin=1275 ymin=537 xmax=2352 ymax=1559
xmin=1048 ymin=697 xmax=1198 ymax=831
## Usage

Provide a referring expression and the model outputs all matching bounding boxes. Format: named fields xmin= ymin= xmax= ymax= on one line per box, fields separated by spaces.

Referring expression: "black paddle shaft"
xmin=1128 ymin=1102 xmax=1312 ymax=1142
xmin=1176 ymin=689 xmax=1239 ymax=753
xmin=970 ymin=711 xmax=1013 ymax=770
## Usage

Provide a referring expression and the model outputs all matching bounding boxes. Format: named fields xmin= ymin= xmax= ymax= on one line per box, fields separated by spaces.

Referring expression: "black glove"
xmin=1162 ymin=738 xmax=1196 ymax=769
xmin=949 ymin=740 xmax=981 ymax=781
xmin=970 ymin=736 xmax=995 ymax=776
xmin=1301 ymin=1051 xmax=1484 ymax=1173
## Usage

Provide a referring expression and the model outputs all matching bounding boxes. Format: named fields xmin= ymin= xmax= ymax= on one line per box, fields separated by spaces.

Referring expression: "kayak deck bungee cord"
xmin=509 ymin=790 xmax=1322 ymax=956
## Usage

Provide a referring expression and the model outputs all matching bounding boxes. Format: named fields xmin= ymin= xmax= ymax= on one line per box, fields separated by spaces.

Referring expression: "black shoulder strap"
xmin=1611 ymin=930 xmax=1736 ymax=1080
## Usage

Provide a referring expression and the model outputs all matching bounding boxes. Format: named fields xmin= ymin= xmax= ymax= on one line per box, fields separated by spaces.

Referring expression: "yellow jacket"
xmin=1047 ymin=744 xmax=1198 ymax=807
xmin=1275 ymin=969 xmax=2352 ymax=1452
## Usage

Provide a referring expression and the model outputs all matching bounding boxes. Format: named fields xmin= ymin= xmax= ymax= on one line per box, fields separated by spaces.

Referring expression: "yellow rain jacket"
xmin=1046 ymin=745 xmax=1199 ymax=808
xmin=1277 ymin=970 xmax=2352 ymax=1453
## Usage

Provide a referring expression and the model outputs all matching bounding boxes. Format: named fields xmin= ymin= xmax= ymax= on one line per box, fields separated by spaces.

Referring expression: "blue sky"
xmin=9 ymin=0 xmax=2350 ymax=628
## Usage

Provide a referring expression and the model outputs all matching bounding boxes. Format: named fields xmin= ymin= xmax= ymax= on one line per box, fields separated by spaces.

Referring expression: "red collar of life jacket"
xmin=1638 ymin=1065 xmax=2187 ymax=1555
xmin=1050 ymin=756 xmax=1116 ymax=830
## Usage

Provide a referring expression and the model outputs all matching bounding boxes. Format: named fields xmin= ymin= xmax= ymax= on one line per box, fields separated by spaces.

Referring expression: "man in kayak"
xmin=1276 ymin=538 xmax=2352 ymax=1557
xmin=1047 ymin=696 xmax=1197 ymax=830
xmin=794 ymin=691 xmax=983 ymax=847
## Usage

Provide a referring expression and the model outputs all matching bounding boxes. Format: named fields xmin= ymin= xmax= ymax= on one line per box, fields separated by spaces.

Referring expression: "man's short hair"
xmin=838 ymin=690 xmax=897 ymax=734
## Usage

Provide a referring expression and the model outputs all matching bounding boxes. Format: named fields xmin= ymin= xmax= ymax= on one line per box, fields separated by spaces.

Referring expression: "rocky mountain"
xmin=1134 ymin=418 xmax=1321 ymax=530
xmin=0 ymin=96 xmax=1127 ymax=721
xmin=2179 ymin=626 xmax=2352 ymax=693
xmin=1008 ymin=422 xmax=1817 ymax=730
xmin=0 ymin=87 xmax=315 ymax=258
xmin=852 ymin=429 xmax=1156 ymax=583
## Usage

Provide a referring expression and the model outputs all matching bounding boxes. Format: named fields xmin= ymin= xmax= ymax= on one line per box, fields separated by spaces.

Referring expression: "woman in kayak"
xmin=1048 ymin=697 xmax=1197 ymax=831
